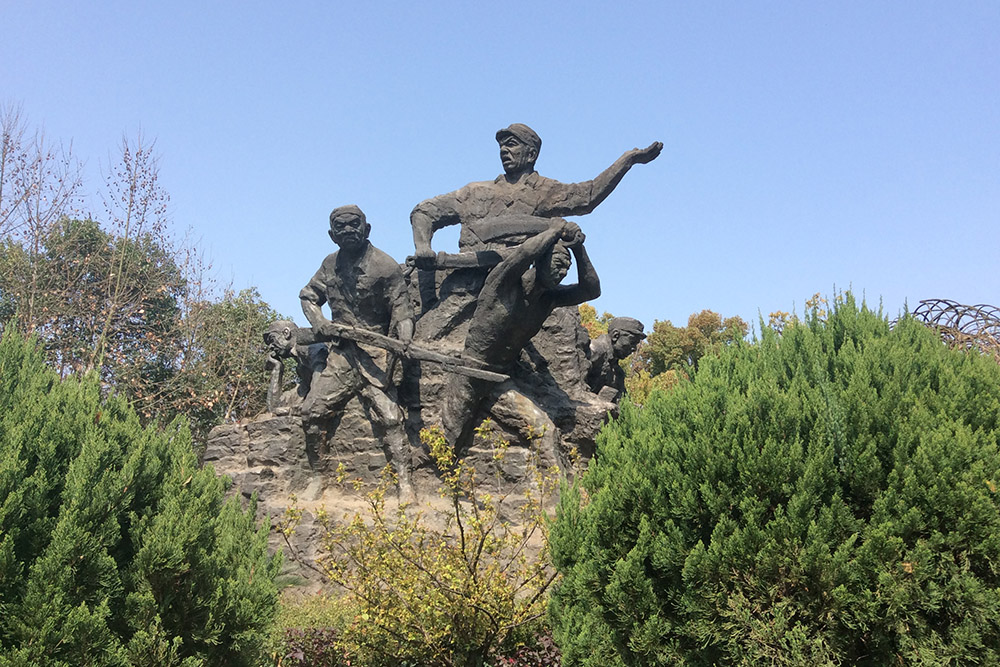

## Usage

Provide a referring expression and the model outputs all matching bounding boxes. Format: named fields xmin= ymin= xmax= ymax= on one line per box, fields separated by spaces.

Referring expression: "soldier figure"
xmin=441 ymin=220 xmax=600 ymax=451
xmin=299 ymin=205 xmax=415 ymax=492
xmin=586 ymin=317 xmax=646 ymax=404
xmin=411 ymin=123 xmax=662 ymax=262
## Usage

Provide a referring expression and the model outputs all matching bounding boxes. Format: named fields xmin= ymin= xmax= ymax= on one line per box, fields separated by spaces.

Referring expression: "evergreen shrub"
xmin=550 ymin=296 xmax=1000 ymax=665
xmin=0 ymin=330 xmax=281 ymax=665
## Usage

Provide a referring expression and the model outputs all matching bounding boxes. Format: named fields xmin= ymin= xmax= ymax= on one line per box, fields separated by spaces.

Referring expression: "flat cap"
xmin=609 ymin=317 xmax=646 ymax=338
xmin=495 ymin=123 xmax=541 ymax=152
xmin=329 ymin=204 xmax=367 ymax=224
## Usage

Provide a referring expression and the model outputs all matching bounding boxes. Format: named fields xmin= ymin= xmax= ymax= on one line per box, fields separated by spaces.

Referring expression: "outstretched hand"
xmin=631 ymin=141 xmax=663 ymax=165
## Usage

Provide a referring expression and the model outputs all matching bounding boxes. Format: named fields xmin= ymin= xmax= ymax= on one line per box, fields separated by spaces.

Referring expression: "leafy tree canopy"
xmin=579 ymin=303 xmax=614 ymax=340
xmin=640 ymin=309 xmax=748 ymax=376
xmin=1 ymin=108 xmax=285 ymax=438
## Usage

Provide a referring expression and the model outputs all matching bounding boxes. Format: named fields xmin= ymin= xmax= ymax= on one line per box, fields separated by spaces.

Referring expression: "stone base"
xmin=203 ymin=305 xmax=615 ymax=588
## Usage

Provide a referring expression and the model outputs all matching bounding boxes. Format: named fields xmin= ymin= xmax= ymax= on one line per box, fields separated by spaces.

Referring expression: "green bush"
xmin=550 ymin=295 xmax=1000 ymax=665
xmin=0 ymin=330 xmax=281 ymax=665
xmin=287 ymin=426 xmax=557 ymax=667
xmin=269 ymin=594 xmax=354 ymax=666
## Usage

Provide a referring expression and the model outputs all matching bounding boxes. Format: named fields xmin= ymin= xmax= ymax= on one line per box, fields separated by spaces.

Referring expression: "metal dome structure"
xmin=911 ymin=299 xmax=1000 ymax=362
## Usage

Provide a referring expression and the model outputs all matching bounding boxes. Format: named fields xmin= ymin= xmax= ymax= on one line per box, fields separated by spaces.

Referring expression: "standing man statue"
xmin=411 ymin=123 xmax=663 ymax=263
xmin=299 ymin=205 xmax=415 ymax=493
xmin=441 ymin=219 xmax=601 ymax=451
xmin=586 ymin=317 xmax=646 ymax=404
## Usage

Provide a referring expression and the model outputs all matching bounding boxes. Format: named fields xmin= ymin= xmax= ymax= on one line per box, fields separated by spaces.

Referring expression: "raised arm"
xmin=539 ymin=141 xmax=663 ymax=218
xmin=550 ymin=229 xmax=601 ymax=308
xmin=483 ymin=223 xmax=565 ymax=291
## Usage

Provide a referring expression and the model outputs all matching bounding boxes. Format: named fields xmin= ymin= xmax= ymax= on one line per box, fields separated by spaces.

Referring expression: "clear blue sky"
xmin=2 ymin=2 xmax=998 ymax=332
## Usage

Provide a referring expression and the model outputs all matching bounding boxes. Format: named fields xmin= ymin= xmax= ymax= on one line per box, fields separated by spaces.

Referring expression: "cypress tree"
xmin=550 ymin=295 xmax=1000 ymax=665
xmin=0 ymin=330 xmax=280 ymax=666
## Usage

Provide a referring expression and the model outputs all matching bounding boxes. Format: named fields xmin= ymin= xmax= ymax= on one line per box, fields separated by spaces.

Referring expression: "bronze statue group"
xmin=265 ymin=124 xmax=660 ymax=495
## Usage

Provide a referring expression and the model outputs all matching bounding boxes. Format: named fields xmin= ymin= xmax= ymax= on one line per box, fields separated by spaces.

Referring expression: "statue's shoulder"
xmin=444 ymin=178 xmax=500 ymax=198
xmin=589 ymin=334 xmax=613 ymax=360
xmin=308 ymin=252 xmax=339 ymax=280
xmin=529 ymin=172 xmax=570 ymax=191
xmin=365 ymin=244 xmax=406 ymax=277
xmin=413 ymin=178 xmax=503 ymax=213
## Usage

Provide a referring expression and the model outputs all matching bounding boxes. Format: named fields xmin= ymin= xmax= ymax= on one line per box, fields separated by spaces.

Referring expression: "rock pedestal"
xmin=204 ymin=305 xmax=615 ymax=587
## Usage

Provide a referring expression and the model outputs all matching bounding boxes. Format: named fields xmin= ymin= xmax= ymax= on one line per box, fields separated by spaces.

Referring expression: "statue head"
xmin=263 ymin=319 xmax=297 ymax=358
xmin=608 ymin=317 xmax=646 ymax=359
xmin=537 ymin=241 xmax=572 ymax=288
xmin=328 ymin=205 xmax=370 ymax=251
xmin=496 ymin=123 xmax=540 ymax=176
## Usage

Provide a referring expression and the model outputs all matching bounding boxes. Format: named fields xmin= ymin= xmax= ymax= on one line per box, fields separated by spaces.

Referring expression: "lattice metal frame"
xmin=912 ymin=298 xmax=1000 ymax=362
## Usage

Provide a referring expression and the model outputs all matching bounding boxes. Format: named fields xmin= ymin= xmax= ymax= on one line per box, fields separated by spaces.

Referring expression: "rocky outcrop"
xmin=204 ymin=299 xmax=615 ymax=587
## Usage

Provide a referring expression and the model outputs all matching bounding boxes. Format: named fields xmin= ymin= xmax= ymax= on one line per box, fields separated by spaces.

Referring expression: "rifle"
xmin=296 ymin=324 xmax=509 ymax=383
xmin=405 ymin=214 xmax=564 ymax=270
xmin=405 ymin=249 xmax=504 ymax=270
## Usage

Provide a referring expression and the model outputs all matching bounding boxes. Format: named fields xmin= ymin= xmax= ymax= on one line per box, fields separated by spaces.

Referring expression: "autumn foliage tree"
xmin=579 ymin=304 xmax=748 ymax=405
xmin=640 ymin=309 xmax=748 ymax=376
xmin=578 ymin=303 xmax=613 ymax=340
